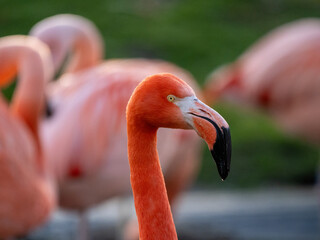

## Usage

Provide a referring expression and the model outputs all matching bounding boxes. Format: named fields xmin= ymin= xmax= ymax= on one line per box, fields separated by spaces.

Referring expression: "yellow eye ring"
xmin=167 ymin=95 xmax=176 ymax=102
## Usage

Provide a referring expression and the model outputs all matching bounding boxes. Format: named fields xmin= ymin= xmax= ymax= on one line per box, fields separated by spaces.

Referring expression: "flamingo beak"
xmin=209 ymin=122 xmax=231 ymax=180
xmin=179 ymin=97 xmax=232 ymax=180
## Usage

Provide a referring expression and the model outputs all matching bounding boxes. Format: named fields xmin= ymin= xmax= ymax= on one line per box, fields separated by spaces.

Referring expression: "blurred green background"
xmin=1 ymin=0 xmax=319 ymax=188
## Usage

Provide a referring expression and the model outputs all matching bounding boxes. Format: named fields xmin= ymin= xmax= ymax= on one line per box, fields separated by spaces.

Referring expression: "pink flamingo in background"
xmin=203 ymin=18 xmax=320 ymax=146
xmin=30 ymin=14 xmax=104 ymax=74
xmin=126 ymin=73 xmax=231 ymax=240
xmin=31 ymin=14 xmax=203 ymax=239
xmin=0 ymin=35 xmax=56 ymax=238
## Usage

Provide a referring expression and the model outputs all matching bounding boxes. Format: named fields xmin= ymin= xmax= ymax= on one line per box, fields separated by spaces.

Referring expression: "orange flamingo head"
xmin=127 ymin=73 xmax=231 ymax=180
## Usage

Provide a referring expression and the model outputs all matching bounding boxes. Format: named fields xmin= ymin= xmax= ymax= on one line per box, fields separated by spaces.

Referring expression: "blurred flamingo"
xmin=30 ymin=14 xmax=104 ymax=75
xmin=126 ymin=73 xmax=231 ymax=240
xmin=31 ymin=14 xmax=203 ymax=239
xmin=203 ymin=18 xmax=320 ymax=146
xmin=0 ymin=35 xmax=56 ymax=238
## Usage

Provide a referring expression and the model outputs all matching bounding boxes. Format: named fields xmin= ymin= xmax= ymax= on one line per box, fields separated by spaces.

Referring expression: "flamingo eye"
xmin=167 ymin=95 xmax=176 ymax=102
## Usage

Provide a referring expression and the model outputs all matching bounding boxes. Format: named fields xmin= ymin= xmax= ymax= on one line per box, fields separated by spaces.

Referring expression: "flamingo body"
xmin=42 ymin=59 xmax=201 ymax=210
xmin=0 ymin=36 xmax=56 ymax=238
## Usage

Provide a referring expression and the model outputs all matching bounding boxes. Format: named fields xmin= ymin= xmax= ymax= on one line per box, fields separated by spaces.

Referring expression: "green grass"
xmin=1 ymin=0 xmax=319 ymax=188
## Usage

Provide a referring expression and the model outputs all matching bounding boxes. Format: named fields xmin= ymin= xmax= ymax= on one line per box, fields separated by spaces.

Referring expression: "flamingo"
xmin=203 ymin=18 xmax=320 ymax=146
xmin=29 ymin=14 xmax=104 ymax=74
xmin=126 ymin=73 xmax=231 ymax=239
xmin=31 ymin=14 xmax=203 ymax=239
xmin=0 ymin=35 xmax=56 ymax=238
xmin=40 ymin=60 xmax=203 ymax=239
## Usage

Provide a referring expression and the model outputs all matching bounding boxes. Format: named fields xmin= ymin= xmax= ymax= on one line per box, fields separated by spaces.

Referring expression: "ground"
xmin=26 ymin=187 xmax=320 ymax=240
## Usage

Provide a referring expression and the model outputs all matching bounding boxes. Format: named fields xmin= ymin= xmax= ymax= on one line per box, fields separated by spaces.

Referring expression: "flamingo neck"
xmin=127 ymin=122 xmax=178 ymax=240
xmin=10 ymin=47 xmax=47 ymax=171
xmin=10 ymin=55 xmax=44 ymax=152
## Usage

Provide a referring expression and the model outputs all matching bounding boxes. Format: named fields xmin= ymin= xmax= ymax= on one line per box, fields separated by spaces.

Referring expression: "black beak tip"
xmin=220 ymin=169 xmax=229 ymax=181
xmin=190 ymin=113 xmax=232 ymax=181
xmin=211 ymin=148 xmax=230 ymax=180
xmin=211 ymin=126 xmax=232 ymax=181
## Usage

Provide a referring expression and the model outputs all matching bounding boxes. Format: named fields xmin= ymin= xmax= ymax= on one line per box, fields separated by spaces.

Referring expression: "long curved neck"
xmin=30 ymin=15 xmax=104 ymax=74
xmin=127 ymin=120 xmax=178 ymax=240
xmin=0 ymin=37 xmax=52 ymax=169
xmin=63 ymin=28 xmax=103 ymax=73
xmin=10 ymin=50 xmax=46 ymax=142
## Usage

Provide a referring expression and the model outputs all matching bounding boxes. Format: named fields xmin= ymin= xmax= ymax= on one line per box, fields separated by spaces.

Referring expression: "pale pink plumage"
xmin=0 ymin=36 xmax=56 ymax=238
xmin=204 ymin=18 xmax=320 ymax=145
xmin=30 ymin=14 xmax=104 ymax=74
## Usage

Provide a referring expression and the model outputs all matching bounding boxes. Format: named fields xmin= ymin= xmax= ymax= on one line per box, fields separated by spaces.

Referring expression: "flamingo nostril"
xmin=199 ymin=109 xmax=208 ymax=114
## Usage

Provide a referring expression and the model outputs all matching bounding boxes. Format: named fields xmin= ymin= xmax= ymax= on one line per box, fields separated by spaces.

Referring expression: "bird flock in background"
xmin=0 ymin=13 xmax=319 ymax=240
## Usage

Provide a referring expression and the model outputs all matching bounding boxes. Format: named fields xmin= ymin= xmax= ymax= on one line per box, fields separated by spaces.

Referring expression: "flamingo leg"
xmin=316 ymin=150 xmax=320 ymax=189
xmin=123 ymin=217 xmax=139 ymax=240
xmin=115 ymin=196 xmax=137 ymax=240
xmin=115 ymin=197 xmax=125 ymax=240
xmin=77 ymin=211 xmax=89 ymax=240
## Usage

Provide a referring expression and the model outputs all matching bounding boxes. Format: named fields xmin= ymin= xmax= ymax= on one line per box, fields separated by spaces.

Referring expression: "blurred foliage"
xmin=199 ymin=102 xmax=318 ymax=188
xmin=0 ymin=0 xmax=319 ymax=187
